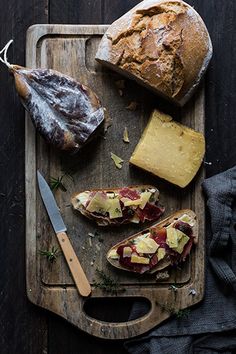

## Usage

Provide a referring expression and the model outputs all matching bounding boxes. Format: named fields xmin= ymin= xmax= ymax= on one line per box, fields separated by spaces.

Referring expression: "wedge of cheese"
xmin=130 ymin=110 xmax=205 ymax=188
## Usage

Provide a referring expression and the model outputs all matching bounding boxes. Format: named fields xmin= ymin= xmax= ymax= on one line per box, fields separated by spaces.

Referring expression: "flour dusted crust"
xmin=96 ymin=0 xmax=213 ymax=106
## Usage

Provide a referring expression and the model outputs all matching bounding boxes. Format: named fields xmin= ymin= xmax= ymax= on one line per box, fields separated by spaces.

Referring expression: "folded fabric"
xmin=203 ymin=167 xmax=236 ymax=292
xmin=125 ymin=166 xmax=236 ymax=354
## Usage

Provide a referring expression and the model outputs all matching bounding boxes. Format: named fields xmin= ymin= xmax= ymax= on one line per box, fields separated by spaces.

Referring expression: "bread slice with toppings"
xmin=107 ymin=209 xmax=197 ymax=274
xmin=71 ymin=185 xmax=164 ymax=226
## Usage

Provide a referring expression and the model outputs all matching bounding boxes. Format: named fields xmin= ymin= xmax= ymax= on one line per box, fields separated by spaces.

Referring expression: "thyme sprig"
xmin=50 ymin=176 xmax=67 ymax=192
xmin=169 ymin=283 xmax=184 ymax=293
xmin=156 ymin=301 xmax=191 ymax=319
xmin=39 ymin=246 xmax=61 ymax=263
xmin=94 ymin=269 xmax=125 ymax=294
xmin=49 ymin=172 xmax=74 ymax=192
xmin=175 ymin=309 xmax=191 ymax=319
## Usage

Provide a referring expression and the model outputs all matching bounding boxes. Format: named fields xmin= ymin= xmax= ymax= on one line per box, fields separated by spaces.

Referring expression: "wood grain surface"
xmin=1 ymin=0 xmax=236 ymax=353
xmin=25 ymin=24 xmax=205 ymax=340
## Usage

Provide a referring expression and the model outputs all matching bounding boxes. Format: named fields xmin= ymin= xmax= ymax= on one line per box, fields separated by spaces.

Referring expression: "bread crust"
xmin=96 ymin=0 xmax=212 ymax=106
xmin=107 ymin=209 xmax=197 ymax=274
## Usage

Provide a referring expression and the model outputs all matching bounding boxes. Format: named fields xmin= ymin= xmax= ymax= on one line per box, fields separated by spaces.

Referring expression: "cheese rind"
xmin=130 ymin=110 xmax=205 ymax=188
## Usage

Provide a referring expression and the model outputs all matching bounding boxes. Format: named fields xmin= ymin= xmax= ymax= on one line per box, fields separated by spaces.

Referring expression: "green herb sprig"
xmin=39 ymin=246 xmax=61 ymax=263
xmin=175 ymin=309 xmax=191 ymax=319
xmin=49 ymin=172 xmax=74 ymax=192
xmin=168 ymin=283 xmax=185 ymax=292
xmin=94 ymin=269 xmax=125 ymax=294
xmin=156 ymin=301 xmax=191 ymax=319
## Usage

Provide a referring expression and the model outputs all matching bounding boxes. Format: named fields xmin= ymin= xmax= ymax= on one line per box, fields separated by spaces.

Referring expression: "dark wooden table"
xmin=1 ymin=1 xmax=236 ymax=353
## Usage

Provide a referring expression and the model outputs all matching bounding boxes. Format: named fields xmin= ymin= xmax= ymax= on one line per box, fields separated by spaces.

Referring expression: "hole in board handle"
xmin=83 ymin=297 xmax=151 ymax=323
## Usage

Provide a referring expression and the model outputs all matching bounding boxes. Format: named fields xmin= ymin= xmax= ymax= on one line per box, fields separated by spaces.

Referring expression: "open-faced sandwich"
xmin=107 ymin=209 xmax=197 ymax=274
xmin=71 ymin=186 xmax=164 ymax=226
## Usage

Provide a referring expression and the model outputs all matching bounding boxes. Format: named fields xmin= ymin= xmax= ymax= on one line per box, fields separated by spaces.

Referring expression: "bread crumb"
xmin=123 ymin=127 xmax=130 ymax=143
xmin=88 ymin=232 xmax=95 ymax=238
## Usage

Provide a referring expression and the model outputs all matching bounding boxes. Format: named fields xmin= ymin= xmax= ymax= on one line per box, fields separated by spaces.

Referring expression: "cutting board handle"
xmin=80 ymin=283 xmax=197 ymax=339
xmin=81 ymin=292 xmax=170 ymax=339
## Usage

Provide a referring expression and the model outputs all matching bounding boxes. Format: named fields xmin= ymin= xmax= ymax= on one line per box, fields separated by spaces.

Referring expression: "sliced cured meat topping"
xmin=116 ymin=245 xmax=149 ymax=274
xmin=174 ymin=220 xmax=193 ymax=237
xmin=119 ymin=187 xmax=141 ymax=200
xmin=72 ymin=186 xmax=164 ymax=226
xmin=181 ymin=238 xmax=193 ymax=261
xmin=136 ymin=203 xmax=164 ymax=222
xmin=108 ymin=212 xmax=196 ymax=274
xmin=152 ymin=228 xmax=168 ymax=248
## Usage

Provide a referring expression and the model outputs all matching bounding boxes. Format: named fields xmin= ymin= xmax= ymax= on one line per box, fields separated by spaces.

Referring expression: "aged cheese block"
xmin=130 ymin=110 xmax=205 ymax=187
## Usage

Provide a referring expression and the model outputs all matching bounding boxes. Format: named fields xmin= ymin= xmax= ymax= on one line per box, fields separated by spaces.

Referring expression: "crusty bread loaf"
xmin=96 ymin=0 xmax=212 ymax=106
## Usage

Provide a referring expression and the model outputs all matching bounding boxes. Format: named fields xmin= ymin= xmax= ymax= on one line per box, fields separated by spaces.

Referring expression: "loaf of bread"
xmin=96 ymin=0 xmax=212 ymax=106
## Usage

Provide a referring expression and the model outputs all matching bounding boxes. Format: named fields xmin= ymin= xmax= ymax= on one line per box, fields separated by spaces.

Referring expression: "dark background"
xmin=0 ymin=0 xmax=236 ymax=353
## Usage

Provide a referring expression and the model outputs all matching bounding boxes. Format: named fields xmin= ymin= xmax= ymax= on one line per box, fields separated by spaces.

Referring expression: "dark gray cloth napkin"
xmin=125 ymin=166 xmax=236 ymax=354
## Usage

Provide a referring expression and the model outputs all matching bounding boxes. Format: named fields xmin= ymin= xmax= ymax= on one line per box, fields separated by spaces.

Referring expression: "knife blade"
xmin=37 ymin=171 xmax=67 ymax=233
xmin=37 ymin=170 xmax=91 ymax=297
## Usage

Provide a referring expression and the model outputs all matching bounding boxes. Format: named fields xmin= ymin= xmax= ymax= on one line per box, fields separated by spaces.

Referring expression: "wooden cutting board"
xmin=25 ymin=24 xmax=205 ymax=340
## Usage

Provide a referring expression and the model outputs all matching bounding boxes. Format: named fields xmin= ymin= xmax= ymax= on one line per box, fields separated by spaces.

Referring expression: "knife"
xmin=37 ymin=171 xmax=91 ymax=297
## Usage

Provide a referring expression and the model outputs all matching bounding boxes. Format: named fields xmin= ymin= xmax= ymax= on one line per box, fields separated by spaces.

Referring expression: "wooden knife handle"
xmin=56 ymin=232 xmax=91 ymax=297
